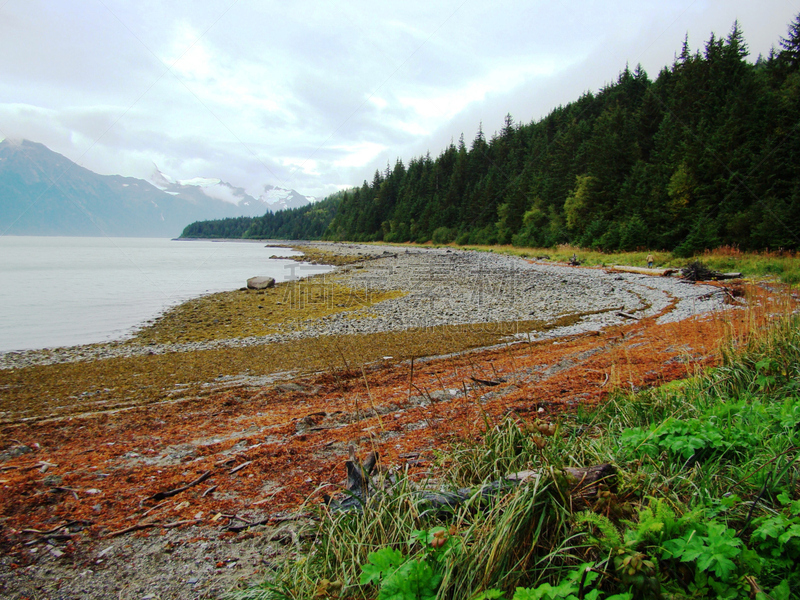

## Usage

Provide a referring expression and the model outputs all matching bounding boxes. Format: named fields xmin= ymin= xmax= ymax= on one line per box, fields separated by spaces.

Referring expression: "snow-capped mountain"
xmin=151 ymin=168 xmax=315 ymax=215
xmin=253 ymin=184 xmax=317 ymax=212
xmin=0 ymin=140 xmax=319 ymax=237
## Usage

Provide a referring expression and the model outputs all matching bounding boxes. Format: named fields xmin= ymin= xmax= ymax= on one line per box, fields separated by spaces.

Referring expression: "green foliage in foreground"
xmin=229 ymin=315 xmax=800 ymax=600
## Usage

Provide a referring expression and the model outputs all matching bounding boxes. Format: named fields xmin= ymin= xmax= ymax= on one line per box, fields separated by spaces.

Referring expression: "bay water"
xmin=0 ymin=237 xmax=332 ymax=352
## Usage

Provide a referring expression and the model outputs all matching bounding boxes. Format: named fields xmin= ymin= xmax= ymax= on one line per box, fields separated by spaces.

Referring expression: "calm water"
xmin=0 ymin=237 xmax=331 ymax=352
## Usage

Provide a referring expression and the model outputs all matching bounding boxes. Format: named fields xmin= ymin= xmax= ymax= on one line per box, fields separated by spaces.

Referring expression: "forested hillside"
xmin=181 ymin=190 xmax=343 ymax=240
xmin=183 ymin=17 xmax=800 ymax=253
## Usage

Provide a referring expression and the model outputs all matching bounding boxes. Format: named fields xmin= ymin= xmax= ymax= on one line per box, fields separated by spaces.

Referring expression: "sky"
xmin=0 ymin=0 xmax=797 ymax=200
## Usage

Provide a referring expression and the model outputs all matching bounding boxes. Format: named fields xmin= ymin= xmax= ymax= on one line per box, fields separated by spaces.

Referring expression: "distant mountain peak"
xmin=0 ymin=137 xmax=25 ymax=148
xmin=0 ymin=140 xmax=320 ymax=238
xmin=254 ymin=184 xmax=317 ymax=211
xmin=151 ymin=168 xmax=316 ymax=213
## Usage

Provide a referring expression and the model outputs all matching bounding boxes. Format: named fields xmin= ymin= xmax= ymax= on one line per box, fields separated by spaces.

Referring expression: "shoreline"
xmin=0 ymin=242 xmax=728 ymax=371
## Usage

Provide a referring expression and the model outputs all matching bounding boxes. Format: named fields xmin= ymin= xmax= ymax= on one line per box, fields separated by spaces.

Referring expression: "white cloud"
xmin=333 ymin=142 xmax=387 ymax=169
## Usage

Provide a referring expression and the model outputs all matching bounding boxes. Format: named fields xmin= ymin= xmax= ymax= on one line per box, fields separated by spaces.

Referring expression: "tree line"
xmin=182 ymin=16 xmax=800 ymax=254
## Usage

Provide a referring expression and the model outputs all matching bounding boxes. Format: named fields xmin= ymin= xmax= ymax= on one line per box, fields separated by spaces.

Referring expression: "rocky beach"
xmin=0 ymin=242 xmax=767 ymax=600
xmin=0 ymin=242 xmax=727 ymax=371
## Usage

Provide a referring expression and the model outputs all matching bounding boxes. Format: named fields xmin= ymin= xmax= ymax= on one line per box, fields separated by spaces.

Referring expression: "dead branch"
xmin=229 ymin=461 xmax=252 ymax=475
xmin=163 ymin=519 xmax=202 ymax=529
xmin=24 ymin=533 xmax=74 ymax=547
xmin=616 ymin=311 xmax=640 ymax=320
xmin=21 ymin=520 xmax=89 ymax=539
xmin=148 ymin=470 xmax=212 ymax=502
xmin=50 ymin=486 xmax=79 ymax=500
xmin=105 ymin=522 xmax=156 ymax=538
xmin=269 ymin=513 xmax=313 ymax=523
xmin=140 ymin=499 xmax=169 ymax=518
xmin=20 ymin=521 xmax=92 ymax=546
xmin=470 ymin=376 xmax=504 ymax=387
xmin=1 ymin=461 xmax=58 ymax=473
xmin=226 ymin=517 xmax=270 ymax=532
xmin=325 ymin=449 xmax=615 ymax=514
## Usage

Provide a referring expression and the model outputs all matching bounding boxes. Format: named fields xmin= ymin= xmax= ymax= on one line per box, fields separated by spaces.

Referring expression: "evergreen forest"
xmin=181 ymin=17 xmax=800 ymax=255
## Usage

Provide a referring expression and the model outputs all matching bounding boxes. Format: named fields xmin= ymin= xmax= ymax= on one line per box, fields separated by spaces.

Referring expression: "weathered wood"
xmin=616 ymin=311 xmax=640 ymax=321
xmin=680 ymin=261 xmax=742 ymax=282
xmin=163 ymin=519 xmax=202 ymax=529
xmin=563 ymin=463 xmax=617 ymax=498
xmin=470 ymin=376 xmax=505 ymax=387
xmin=325 ymin=449 xmax=615 ymax=513
xmin=611 ymin=265 xmax=677 ymax=277
xmin=148 ymin=470 xmax=212 ymax=502
xmin=345 ymin=446 xmax=378 ymax=495
xmin=105 ymin=522 xmax=156 ymax=538
xmin=229 ymin=461 xmax=252 ymax=475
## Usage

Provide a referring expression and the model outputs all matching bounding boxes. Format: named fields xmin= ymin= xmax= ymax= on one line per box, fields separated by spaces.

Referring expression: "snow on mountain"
xmin=177 ymin=177 xmax=221 ymax=187
xmin=151 ymin=168 xmax=316 ymax=215
xmin=254 ymin=184 xmax=316 ymax=212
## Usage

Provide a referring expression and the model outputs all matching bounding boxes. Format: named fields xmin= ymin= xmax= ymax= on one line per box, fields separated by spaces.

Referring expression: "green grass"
xmin=380 ymin=241 xmax=800 ymax=287
xmin=229 ymin=315 xmax=800 ymax=600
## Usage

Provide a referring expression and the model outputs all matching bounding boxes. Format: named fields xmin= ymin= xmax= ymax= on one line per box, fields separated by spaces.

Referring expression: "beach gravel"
xmin=0 ymin=243 xmax=729 ymax=370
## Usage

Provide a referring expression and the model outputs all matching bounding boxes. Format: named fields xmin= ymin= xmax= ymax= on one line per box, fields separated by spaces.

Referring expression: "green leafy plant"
xmin=361 ymin=547 xmax=442 ymax=600
xmin=751 ymin=492 xmax=800 ymax=562
xmin=472 ymin=563 xmax=633 ymax=600
xmin=620 ymin=415 xmax=758 ymax=463
xmin=662 ymin=521 xmax=743 ymax=581
xmin=360 ymin=527 xmax=458 ymax=600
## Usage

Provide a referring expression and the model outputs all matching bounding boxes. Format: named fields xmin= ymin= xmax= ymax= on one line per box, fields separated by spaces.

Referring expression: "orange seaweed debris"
xmin=0 ymin=282 xmax=794 ymax=561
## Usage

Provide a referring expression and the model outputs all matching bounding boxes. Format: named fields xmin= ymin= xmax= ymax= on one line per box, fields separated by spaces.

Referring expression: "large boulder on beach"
xmin=247 ymin=276 xmax=275 ymax=290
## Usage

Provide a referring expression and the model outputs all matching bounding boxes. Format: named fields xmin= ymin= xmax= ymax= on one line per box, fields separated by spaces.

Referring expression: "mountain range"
xmin=0 ymin=139 xmax=314 ymax=237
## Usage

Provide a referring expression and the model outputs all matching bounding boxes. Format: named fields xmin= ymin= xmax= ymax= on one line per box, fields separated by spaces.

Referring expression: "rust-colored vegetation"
xmin=0 ymin=281 xmax=793 ymax=560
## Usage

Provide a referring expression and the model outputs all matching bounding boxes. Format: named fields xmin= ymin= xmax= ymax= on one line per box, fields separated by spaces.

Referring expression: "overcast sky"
xmin=0 ymin=0 xmax=797 ymax=200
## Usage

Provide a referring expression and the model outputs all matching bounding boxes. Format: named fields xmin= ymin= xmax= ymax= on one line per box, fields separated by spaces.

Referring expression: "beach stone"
xmin=0 ymin=444 xmax=33 ymax=462
xmin=42 ymin=474 xmax=63 ymax=486
xmin=246 ymin=276 xmax=275 ymax=290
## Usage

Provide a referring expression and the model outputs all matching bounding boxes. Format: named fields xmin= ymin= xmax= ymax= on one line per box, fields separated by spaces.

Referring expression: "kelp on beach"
xmin=0 ymin=310 xmax=576 ymax=424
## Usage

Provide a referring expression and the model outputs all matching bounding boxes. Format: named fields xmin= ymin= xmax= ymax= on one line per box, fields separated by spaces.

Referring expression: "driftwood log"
xmin=681 ymin=261 xmax=742 ymax=282
xmin=611 ymin=265 xmax=678 ymax=277
xmin=324 ymin=449 xmax=615 ymax=513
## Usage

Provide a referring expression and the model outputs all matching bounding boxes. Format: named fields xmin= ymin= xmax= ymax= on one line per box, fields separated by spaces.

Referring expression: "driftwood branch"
xmin=105 ymin=522 xmax=156 ymax=538
xmin=229 ymin=461 xmax=252 ymax=475
xmin=563 ymin=464 xmax=617 ymax=499
xmin=325 ymin=449 xmax=615 ymax=514
xmin=616 ymin=311 xmax=640 ymax=321
xmin=225 ymin=512 xmax=315 ymax=532
xmin=470 ymin=376 xmax=505 ymax=387
xmin=163 ymin=519 xmax=202 ymax=529
xmin=681 ymin=261 xmax=742 ymax=282
xmin=148 ymin=470 xmax=212 ymax=502
xmin=22 ymin=520 xmax=91 ymax=546
xmin=105 ymin=518 xmax=202 ymax=538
